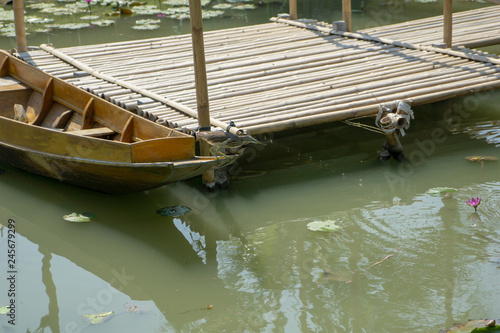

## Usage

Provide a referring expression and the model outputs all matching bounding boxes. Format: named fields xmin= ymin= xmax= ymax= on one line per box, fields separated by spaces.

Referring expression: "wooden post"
xmin=188 ymin=0 xmax=214 ymax=186
xmin=289 ymin=0 xmax=297 ymax=20
xmin=342 ymin=0 xmax=352 ymax=32
xmin=443 ymin=0 xmax=452 ymax=48
xmin=13 ymin=0 xmax=27 ymax=53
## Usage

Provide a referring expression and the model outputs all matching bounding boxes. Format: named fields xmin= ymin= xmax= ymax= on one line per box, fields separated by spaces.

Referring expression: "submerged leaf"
xmin=0 ymin=305 xmax=9 ymax=314
xmin=307 ymin=220 xmax=342 ymax=232
xmin=426 ymin=187 xmax=457 ymax=197
xmin=63 ymin=212 xmax=93 ymax=223
xmin=82 ymin=311 xmax=114 ymax=324
xmin=156 ymin=205 xmax=191 ymax=217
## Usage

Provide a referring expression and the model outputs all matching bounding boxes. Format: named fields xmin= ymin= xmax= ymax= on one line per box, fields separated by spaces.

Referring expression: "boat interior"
xmin=0 ymin=51 xmax=200 ymax=163
xmin=0 ymin=51 xmax=191 ymax=144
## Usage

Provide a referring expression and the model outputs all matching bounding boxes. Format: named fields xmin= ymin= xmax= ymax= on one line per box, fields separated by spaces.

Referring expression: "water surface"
xmin=0 ymin=1 xmax=499 ymax=332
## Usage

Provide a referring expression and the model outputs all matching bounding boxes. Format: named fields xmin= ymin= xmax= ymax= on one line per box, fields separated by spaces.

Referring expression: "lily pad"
xmin=0 ymin=9 xmax=14 ymax=21
xmin=426 ymin=187 xmax=457 ymax=197
xmin=63 ymin=212 xmax=93 ymax=223
xmin=80 ymin=15 xmax=101 ymax=21
xmin=213 ymin=4 xmax=233 ymax=10
xmin=135 ymin=19 xmax=161 ymax=25
xmin=132 ymin=23 xmax=160 ymax=30
xmin=233 ymin=4 xmax=257 ymax=10
xmin=0 ymin=305 xmax=9 ymax=315
xmin=46 ymin=23 xmax=90 ymax=30
xmin=25 ymin=16 xmax=54 ymax=24
xmin=91 ymin=20 xmax=115 ymax=27
xmin=307 ymin=220 xmax=342 ymax=232
xmin=82 ymin=311 xmax=114 ymax=324
xmin=156 ymin=205 xmax=191 ymax=217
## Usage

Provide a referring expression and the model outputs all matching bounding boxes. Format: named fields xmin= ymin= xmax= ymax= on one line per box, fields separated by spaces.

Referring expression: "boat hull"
xmin=0 ymin=139 xmax=225 ymax=193
xmin=0 ymin=50 xmax=235 ymax=193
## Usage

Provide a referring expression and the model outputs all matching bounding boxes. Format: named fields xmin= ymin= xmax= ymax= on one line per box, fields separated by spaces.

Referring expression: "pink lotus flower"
xmin=85 ymin=0 xmax=92 ymax=3
xmin=466 ymin=197 xmax=481 ymax=211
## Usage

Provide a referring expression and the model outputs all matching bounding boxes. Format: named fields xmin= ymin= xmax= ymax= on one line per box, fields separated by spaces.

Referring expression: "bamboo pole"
xmin=342 ymin=0 xmax=352 ymax=32
xmin=443 ymin=0 xmax=453 ymax=48
xmin=13 ymin=0 xmax=27 ymax=53
xmin=189 ymin=0 xmax=215 ymax=186
xmin=289 ymin=0 xmax=297 ymax=20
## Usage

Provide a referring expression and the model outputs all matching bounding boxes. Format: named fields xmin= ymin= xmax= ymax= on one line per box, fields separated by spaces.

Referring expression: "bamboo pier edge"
xmin=270 ymin=17 xmax=500 ymax=66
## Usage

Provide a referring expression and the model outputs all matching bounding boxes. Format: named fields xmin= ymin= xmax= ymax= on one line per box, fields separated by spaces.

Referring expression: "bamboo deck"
xmin=23 ymin=5 xmax=500 ymax=135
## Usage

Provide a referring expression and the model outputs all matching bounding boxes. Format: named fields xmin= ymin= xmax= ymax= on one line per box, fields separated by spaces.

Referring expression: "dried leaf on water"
xmin=63 ymin=212 xmax=93 ymax=223
xmin=156 ymin=205 xmax=191 ymax=217
xmin=306 ymin=220 xmax=342 ymax=232
xmin=82 ymin=311 xmax=114 ymax=324
xmin=465 ymin=156 xmax=499 ymax=162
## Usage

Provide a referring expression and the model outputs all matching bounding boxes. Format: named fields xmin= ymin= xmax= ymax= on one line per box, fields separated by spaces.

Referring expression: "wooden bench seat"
xmin=69 ymin=127 xmax=115 ymax=137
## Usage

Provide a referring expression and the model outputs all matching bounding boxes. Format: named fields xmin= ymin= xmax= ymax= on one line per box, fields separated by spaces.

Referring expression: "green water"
xmin=1 ymin=0 xmax=500 ymax=332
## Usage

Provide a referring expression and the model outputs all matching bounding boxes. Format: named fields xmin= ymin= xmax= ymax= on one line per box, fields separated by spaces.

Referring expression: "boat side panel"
xmin=0 ymin=117 xmax=132 ymax=163
xmin=131 ymin=137 xmax=195 ymax=163
xmin=0 ymin=78 xmax=32 ymax=119
xmin=0 ymin=141 xmax=221 ymax=193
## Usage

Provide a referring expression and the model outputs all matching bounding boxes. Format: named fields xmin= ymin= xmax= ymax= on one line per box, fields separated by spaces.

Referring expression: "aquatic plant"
xmin=466 ymin=197 xmax=481 ymax=212
xmin=85 ymin=0 xmax=93 ymax=15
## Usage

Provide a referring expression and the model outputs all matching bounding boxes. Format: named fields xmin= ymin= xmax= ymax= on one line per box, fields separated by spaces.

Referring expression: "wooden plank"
xmin=81 ymin=98 xmax=94 ymax=129
xmin=120 ymin=115 xmax=134 ymax=143
xmin=35 ymin=77 xmax=54 ymax=125
xmin=69 ymin=127 xmax=115 ymax=137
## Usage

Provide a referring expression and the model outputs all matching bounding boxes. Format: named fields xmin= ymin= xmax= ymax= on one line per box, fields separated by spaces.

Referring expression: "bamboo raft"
xmin=22 ymin=5 xmax=500 ymax=135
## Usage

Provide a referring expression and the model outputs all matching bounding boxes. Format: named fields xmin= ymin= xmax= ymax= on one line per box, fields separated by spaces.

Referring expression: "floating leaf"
xmin=46 ymin=23 xmax=90 ymax=30
xmin=426 ymin=187 xmax=457 ymax=197
xmin=132 ymin=23 xmax=160 ymax=30
xmin=213 ymin=4 xmax=233 ymax=10
xmin=465 ymin=156 xmax=498 ymax=162
xmin=27 ymin=3 xmax=56 ymax=10
xmin=135 ymin=18 xmax=161 ymax=25
xmin=307 ymin=220 xmax=342 ymax=232
xmin=156 ymin=205 xmax=191 ymax=217
xmin=80 ymin=15 xmax=100 ymax=20
xmin=233 ymin=4 xmax=257 ymax=10
xmin=82 ymin=311 xmax=114 ymax=324
xmin=25 ymin=16 xmax=54 ymax=24
xmin=124 ymin=302 xmax=153 ymax=314
xmin=91 ymin=20 xmax=115 ymax=27
xmin=63 ymin=212 xmax=93 ymax=223
xmin=0 ymin=305 xmax=9 ymax=315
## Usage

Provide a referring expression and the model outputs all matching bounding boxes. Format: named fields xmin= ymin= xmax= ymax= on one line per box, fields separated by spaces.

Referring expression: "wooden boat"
xmin=0 ymin=50 xmax=235 ymax=194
